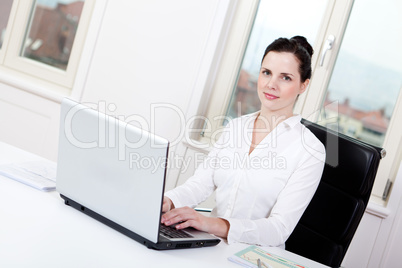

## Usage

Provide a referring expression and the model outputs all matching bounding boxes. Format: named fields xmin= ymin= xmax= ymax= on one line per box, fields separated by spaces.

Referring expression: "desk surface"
xmin=0 ymin=142 xmax=329 ymax=268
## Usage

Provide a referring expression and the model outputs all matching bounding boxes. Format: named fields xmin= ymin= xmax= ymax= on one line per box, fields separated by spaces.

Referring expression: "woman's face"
xmin=257 ymin=51 xmax=309 ymax=117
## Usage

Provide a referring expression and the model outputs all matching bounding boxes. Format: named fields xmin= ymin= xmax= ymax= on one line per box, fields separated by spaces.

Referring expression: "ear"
xmin=299 ymin=79 xmax=310 ymax=94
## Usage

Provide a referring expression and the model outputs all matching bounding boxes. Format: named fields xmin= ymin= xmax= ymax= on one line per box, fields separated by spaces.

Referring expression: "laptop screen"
xmin=56 ymin=98 xmax=169 ymax=243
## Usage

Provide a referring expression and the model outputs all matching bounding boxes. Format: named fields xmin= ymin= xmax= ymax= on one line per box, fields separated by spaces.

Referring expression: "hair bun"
xmin=291 ymin=36 xmax=313 ymax=57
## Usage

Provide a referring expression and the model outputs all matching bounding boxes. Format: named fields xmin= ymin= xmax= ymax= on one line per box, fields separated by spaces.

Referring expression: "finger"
xmin=161 ymin=197 xmax=172 ymax=213
xmin=161 ymin=202 xmax=169 ymax=213
xmin=176 ymin=214 xmax=209 ymax=233
xmin=161 ymin=208 xmax=180 ymax=224
xmin=176 ymin=220 xmax=198 ymax=230
xmin=174 ymin=211 xmax=206 ymax=231
xmin=165 ymin=212 xmax=186 ymax=225
xmin=162 ymin=207 xmax=194 ymax=225
xmin=161 ymin=211 xmax=172 ymax=223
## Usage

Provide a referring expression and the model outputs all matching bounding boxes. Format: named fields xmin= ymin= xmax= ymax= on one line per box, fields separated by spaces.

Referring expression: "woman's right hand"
xmin=162 ymin=196 xmax=174 ymax=212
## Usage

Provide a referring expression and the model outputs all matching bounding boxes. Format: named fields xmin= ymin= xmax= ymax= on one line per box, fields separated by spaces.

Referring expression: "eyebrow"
xmin=261 ymin=67 xmax=295 ymax=77
xmin=281 ymin=72 xmax=295 ymax=77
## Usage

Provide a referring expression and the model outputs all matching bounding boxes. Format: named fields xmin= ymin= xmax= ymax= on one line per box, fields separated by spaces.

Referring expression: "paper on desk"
xmin=0 ymin=160 xmax=57 ymax=191
xmin=228 ymin=245 xmax=309 ymax=268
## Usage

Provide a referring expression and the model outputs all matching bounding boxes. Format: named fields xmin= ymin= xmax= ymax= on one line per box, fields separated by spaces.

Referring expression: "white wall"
xmin=0 ymin=83 xmax=60 ymax=160
xmin=81 ymin=1 xmax=230 ymax=144
xmin=77 ymin=0 xmax=235 ymax=189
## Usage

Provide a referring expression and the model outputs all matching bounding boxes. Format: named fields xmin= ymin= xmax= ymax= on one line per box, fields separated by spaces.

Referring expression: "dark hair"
xmin=261 ymin=36 xmax=314 ymax=82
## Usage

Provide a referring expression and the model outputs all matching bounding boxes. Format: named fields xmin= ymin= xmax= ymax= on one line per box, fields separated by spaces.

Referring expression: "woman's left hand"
xmin=161 ymin=206 xmax=230 ymax=238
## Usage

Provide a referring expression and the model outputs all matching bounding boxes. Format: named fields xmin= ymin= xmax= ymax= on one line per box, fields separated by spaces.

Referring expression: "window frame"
xmin=199 ymin=0 xmax=260 ymax=143
xmin=0 ymin=0 xmax=97 ymax=98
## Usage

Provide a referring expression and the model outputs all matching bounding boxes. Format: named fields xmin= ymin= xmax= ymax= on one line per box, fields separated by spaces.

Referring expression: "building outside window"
xmin=22 ymin=0 xmax=85 ymax=71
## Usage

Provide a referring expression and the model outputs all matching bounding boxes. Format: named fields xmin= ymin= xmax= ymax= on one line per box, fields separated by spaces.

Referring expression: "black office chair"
xmin=285 ymin=119 xmax=385 ymax=268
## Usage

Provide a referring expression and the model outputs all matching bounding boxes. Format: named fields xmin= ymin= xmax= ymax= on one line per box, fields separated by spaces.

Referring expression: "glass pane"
xmin=21 ymin=0 xmax=85 ymax=70
xmin=225 ymin=0 xmax=329 ymax=120
xmin=320 ymin=0 xmax=402 ymax=147
xmin=0 ymin=0 xmax=14 ymax=49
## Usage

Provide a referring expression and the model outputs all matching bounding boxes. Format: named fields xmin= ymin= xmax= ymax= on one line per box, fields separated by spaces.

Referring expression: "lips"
xmin=264 ymin=92 xmax=279 ymax=100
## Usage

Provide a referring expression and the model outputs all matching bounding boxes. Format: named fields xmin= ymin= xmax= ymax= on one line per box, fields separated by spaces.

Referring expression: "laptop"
xmin=56 ymin=98 xmax=220 ymax=249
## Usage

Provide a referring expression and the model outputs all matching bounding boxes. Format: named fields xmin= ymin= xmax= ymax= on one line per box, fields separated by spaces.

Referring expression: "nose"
xmin=266 ymin=76 xmax=277 ymax=90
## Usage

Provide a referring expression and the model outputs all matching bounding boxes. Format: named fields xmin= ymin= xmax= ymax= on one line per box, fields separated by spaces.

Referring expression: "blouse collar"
xmin=247 ymin=111 xmax=301 ymax=130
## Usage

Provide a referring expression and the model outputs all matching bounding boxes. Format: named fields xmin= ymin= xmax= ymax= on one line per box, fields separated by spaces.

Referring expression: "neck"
xmin=257 ymin=107 xmax=293 ymax=130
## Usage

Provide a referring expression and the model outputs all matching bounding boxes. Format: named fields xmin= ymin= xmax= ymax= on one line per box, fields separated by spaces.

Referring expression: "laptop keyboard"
xmin=160 ymin=224 xmax=193 ymax=239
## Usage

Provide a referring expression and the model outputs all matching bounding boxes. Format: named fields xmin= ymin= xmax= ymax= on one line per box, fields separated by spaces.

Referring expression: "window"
xmin=302 ymin=0 xmax=402 ymax=203
xmin=317 ymin=0 xmax=402 ymax=147
xmin=0 ymin=0 xmax=95 ymax=94
xmin=21 ymin=0 xmax=86 ymax=71
xmin=200 ymin=0 xmax=402 ymax=205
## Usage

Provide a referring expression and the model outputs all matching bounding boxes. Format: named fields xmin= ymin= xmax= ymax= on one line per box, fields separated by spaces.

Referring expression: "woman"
xmin=161 ymin=36 xmax=326 ymax=247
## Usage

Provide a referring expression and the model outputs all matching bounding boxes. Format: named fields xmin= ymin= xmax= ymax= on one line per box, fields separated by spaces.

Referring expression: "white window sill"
xmin=0 ymin=68 xmax=69 ymax=103
xmin=366 ymin=197 xmax=391 ymax=219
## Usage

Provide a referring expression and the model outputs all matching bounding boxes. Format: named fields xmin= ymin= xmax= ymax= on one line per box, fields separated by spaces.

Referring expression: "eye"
xmin=262 ymin=69 xmax=271 ymax=76
xmin=283 ymin=76 xmax=291 ymax=81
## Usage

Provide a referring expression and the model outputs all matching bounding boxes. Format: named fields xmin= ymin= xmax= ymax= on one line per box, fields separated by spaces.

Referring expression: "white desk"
xmin=0 ymin=142 xmax=329 ymax=268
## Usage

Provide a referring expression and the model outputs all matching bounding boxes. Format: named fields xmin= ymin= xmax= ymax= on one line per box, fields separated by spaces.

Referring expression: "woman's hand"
xmin=161 ymin=206 xmax=230 ymax=239
xmin=162 ymin=196 xmax=174 ymax=212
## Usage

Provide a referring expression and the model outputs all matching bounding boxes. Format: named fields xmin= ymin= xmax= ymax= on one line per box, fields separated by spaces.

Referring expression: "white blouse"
xmin=165 ymin=112 xmax=326 ymax=247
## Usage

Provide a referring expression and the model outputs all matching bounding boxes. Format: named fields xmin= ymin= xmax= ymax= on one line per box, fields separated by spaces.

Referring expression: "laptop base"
xmin=60 ymin=194 xmax=220 ymax=250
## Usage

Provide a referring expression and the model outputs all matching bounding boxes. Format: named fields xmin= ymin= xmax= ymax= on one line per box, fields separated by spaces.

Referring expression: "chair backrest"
xmin=285 ymin=119 xmax=384 ymax=268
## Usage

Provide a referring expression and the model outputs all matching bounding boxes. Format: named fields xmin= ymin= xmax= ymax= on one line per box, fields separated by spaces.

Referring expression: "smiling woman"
xmin=162 ymin=36 xmax=326 ymax=248
xmin=256 ymin=37 xmax=313 ymax=120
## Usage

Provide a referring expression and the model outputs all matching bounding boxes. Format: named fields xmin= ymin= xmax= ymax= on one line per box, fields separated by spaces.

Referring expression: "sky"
xmin=243 ymin=0 xmax=402 ymax=75
xmin=241 ymin=0 xmax=328 ymax=76
xmin=341 ymin=0 xmax=402 ymax=72
xmin=37 ymin=0 xmax=83 ymax=8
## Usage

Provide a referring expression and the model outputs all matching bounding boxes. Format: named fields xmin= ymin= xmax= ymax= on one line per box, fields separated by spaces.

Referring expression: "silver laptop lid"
xmin=57 ymin=98 xmax=169 ymax=243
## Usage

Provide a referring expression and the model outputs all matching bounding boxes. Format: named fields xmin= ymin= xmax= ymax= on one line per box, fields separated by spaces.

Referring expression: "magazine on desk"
xmin=228 ymin=245 xmax=309 ymax=268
